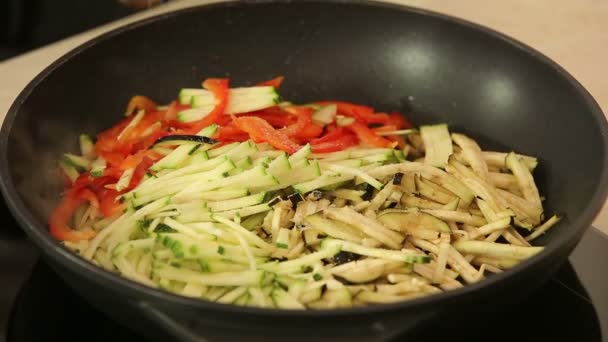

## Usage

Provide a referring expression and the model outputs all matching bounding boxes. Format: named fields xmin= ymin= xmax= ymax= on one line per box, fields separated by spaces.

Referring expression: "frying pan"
xmin=1 ymin=1 xmax=607 ymax=341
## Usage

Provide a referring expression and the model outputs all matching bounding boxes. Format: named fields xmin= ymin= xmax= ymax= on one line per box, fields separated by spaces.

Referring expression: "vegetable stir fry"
xmin=53 ymin=77 xmax=560 ymax=309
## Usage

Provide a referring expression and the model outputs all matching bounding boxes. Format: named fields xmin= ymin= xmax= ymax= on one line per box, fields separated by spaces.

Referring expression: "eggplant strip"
xmin=451 ymin=133 xmax=489 ymax=181
xmin=481 ymin=151 xmax=538 ymax=170
xmin=453 ymin=240 xmax=543 ymax=260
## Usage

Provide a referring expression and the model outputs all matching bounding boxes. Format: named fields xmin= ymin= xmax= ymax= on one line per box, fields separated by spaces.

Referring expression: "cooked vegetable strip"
xmin=368 ymin=162 xmax=475 ymax=206
xmin=488 ymin=172 xmax=517 ymax=190
xmin=420 ymin=124 xmax=452 ymax=167
xmin=482 ymin=151 xmax=538 ymax=171
xmin=323 ymin=239 xmax=430 ymax=264
xmin=451 ymin=133 xmax=489 ymax=181
xmin=50 ymin=76 xmax=557 ymax=310
xmin=325 ymin=163 xmax=383 ymax=190
xmin=420 ymin=209 xmax=487 ymax=226
xmin=525 ymin=215 xmax=562 ymax=241
xmin=505 ymin=152 xmax=543 ymax=211
xmin=324 ymin=207 xmax=404 ymax=249
xmin=304 ymin=215 xmax=364 ymax=243
xmin=446 ymin=157 xmax=505 ymax=214
xmin=453 ymin=240 xmax=543 ymax=260
xmin=469 ymin=217 xmax=512 ymax=239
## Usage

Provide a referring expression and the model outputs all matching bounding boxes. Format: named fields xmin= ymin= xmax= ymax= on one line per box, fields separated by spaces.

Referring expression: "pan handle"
xmin=137 ymin=300 xmax=438 ymax=342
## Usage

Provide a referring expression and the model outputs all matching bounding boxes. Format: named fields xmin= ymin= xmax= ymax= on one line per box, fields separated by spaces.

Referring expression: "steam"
xmin=9 ymin=116 xmax=79 ymax=224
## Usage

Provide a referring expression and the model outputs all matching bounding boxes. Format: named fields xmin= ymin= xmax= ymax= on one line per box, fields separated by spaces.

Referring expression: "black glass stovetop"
xmin=1 ymin=198 xmax=607 ymax=342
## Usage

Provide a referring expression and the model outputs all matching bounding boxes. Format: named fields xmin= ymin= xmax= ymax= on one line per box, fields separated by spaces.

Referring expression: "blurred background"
xmin=0 ymin=0 xmax=166 ymax=61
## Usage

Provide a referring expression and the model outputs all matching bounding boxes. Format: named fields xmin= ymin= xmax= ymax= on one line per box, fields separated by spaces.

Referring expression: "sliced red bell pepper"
xmin=133 ymin=127 xmax=164 ymax=151
xmin=216 ymin=124 xmax=249 ymax=142
xmin=311 ymin=127 xmax=348 ymax=144
xmin=315 ymin=101 xmax=389 ymax=124
xmin=186 ymin=78 xmax=230 ymax=134
xmin=119 ymin=150 xmax=147 ymax=170
xmin=239 ymin=106 xmax=294 ymax=127
xmin=256 ymin=76 xmax=284 ymax=88
xmin=281 ymin=106 xmax=312 ymax=137
xmin=125 ymin=95 xmax=157 ymax=117
xmin=97 ymin=187 xmax=125 ymax=218
xmin=215 ymin=114 xmax=233 ymax=127
xmin=373 ymin=125 xmax=406 ymax=149
xmin=232 ymin=116 xmax=301 ymax=154
xmin=128 ymin=152 xmax=161 ymax=190
xmin=98 ymin=151 xmax=127 ymax=168
xmin=347 ymin=122 xmax=394 ymax=148
xmin=76 ymin=188 xmax=100 ymax=208
xmin=311 ymin=134 xmax=359 ymax=153
xmin=295 ymin=123 xmax=323 ymax=139
xmin=386 ymin=112 xmax=413 ymax=129
xmin=252 ymin=112 xmax=293 ymax=128
xmin=49 ymin=188 xmax=99 ymax=242
xmin=94 ymin=116 xmax=132 ymax=154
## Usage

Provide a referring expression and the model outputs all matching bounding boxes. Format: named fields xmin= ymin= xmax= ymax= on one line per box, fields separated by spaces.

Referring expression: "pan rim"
xmin=1 ymin=0 xmax=607 ymax=319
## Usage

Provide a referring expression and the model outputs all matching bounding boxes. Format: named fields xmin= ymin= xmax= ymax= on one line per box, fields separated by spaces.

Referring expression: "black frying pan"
xmin=1 ymin=1 xmax=607 ymax=341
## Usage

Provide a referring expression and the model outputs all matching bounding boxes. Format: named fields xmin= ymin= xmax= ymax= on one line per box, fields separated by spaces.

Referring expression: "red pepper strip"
xmin=232 ymin=116 xmax=301 ymax=154
xmin=240 ymin=106 xmax=295 ymax=127
xmin=373 ymin=124 xmax=398 ymax=132
xmin=125 ymin=95 xmax=157 ymax=117
xmin=98 ymin=151 xmax=126 ymax=168
xmin=367 ymin=113 xmax=390 ymax=124
xmin=311 ymin=134 xmax=359 ymax=153
xmin=239 ymin=110 xmax=294 ymax=128
xmin=325 ymin=123 xmax=338 ymax=132
xmin=186 ymin=78 xmax=230 ymax=134
xmin=373 ymin=125 xmax=406 ymax=149
xmin=315 ymin=101 xmax=389 ymax=124
xmin=133 ymin=127 xmax=164 ymax=151
xmin=49 ymin=189 xmax=98 ymax=242
xmin=256 ymin=76 xmax=284 ymax=88
xmin=119 ymin=150 xmax=147 ymax=171
xmin=216 ymin=124 xmax=249 ymax=142
xmin=386 ymin=112 xmax=413 ymax=129
xmin=347 ymin=122 xmax=394 ymax=148
xmin=280 ymin=106 xmax=312 ymax=137
xmin=311 ymin=127 xmax=349 ymax=144
xmin=94 ymin=117 xmax=132 ymax=155
xmin=252 ymin=112 xmax=293 ymax=127
xmin=128 ymin=152 xmax=162 ymax=190
xmin=76 ymin=188 xmax=100 ymax=208
xmin=295 ymin=123 xmax=323 ymax=139
xmin=71 ymin=172 xmax=119 ymax=193
xmin=97 ymin=187 xmax=125 ymax=218
xmin=215 ymin=114 xmax=233 ymax=127
xmin=218 ymin=133 xmax=250 ymax=143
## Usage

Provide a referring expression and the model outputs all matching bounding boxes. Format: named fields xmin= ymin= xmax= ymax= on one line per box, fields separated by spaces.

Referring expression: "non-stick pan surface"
xmin=1 ymin=1 xmax=607 ymax=341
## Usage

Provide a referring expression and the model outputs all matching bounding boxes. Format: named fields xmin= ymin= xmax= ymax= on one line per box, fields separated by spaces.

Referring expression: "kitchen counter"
xmin=1 ymin=0 xmax=607 ymax=234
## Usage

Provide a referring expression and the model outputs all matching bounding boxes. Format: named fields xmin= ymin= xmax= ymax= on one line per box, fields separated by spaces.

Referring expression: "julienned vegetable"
xmin=50 ymin=76 xmax=561 ymax=310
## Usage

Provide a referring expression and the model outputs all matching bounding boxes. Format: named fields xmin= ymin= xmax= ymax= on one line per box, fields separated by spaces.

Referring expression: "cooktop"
xmin=1 ymin=198 xmax=607 ymax=342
